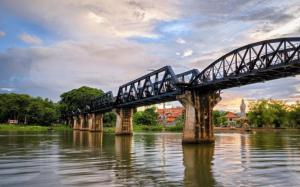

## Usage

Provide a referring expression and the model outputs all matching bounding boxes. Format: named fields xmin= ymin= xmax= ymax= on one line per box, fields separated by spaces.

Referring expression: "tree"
xmin=247 ymin=99 xmax=288 ymax=128
xmin=269 ymin=100 xmax=288 ymax=128
xmin=212 ymin=110 xmax=226 ymax=127
xmin=0 ymin=93 xmax=58 ymax=125
xmin=59 ymin=86 xmax=104 ymax=115
xmin=133 ymin=107 xmax=158 ymax=126
xmin=103 ymin=112 xmax=116 ymax=127
xmin=289 ymin=102 xmax=300 ymax=128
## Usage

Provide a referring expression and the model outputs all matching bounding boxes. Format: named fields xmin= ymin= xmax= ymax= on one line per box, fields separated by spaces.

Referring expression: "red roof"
xmin=157 ymin=107 xmax=184 ymax=123
xmin=225 ymin=112 xmax=239 ymax=119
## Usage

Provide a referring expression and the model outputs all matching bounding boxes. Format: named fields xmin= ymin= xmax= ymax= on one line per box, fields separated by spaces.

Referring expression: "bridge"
xmin=68 ymin=37 xmax=300 ymax=144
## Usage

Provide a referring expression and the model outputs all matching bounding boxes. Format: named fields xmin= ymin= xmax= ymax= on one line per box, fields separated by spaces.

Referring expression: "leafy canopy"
xmin=59 ymin=86 xmax=104 ymax=113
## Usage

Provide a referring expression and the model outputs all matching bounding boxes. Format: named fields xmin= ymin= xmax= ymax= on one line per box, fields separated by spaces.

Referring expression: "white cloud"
xmin=0 ymin=88 xmax=14 ymax=92
xmin=0 ymin=31 xmax=5 ymax=38
xmin=87 ymin=12 xmax=106 ymax=24
xmin=176 ymin=38 xmax=186 ymax=44
xmin=19 ymin=33 xmax=43 ymax=45
xmin=181 ymin=49 xmax=193 ymax=58
xmin=1 ymin=0 xmax=180 ymax=40
xmin=251 ymin=16 xmax=300 ymax=40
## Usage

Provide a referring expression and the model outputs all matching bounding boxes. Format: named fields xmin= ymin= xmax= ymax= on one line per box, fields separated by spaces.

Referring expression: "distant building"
xmin=224 ymin=99 xmax=248 ymax=127
xmin=157 ymin=107 xmax=184 ymax=124
xmin=8 ymin=119 xmax=18 ymax=124
xmin=225 ymin=112 xmax=239 ymax=126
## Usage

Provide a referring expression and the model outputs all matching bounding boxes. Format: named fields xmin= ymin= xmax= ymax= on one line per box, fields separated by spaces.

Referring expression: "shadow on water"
xmin=182 ymin=144 xmax=215 ymax=187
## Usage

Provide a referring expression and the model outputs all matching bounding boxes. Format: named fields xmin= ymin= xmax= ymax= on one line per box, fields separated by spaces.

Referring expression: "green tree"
xmin=59 ymin=86 xmax=104 ymax=114
xmin=103 ymin=112 xmax=116 ymax=127
xmin=248 ymin=99 xmax=288 ymax=128
xmin=212 ymin=110 xmax=226 ymax=127
xmin=0 ymin=93 xmax=58 ymax=125
xmin=133 ymin=107 xmax=158 ymax=126
xmin=289 ymin=102 xmax=300 ymax=128
xmin=269 ymin=100 xmax=288 ymax=128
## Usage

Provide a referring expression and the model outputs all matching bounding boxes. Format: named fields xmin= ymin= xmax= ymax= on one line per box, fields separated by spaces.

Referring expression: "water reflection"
xmin=114 ymin=135 xmax=133 ymax=185
xmin=72 ymin=130 xmax=103 ymax=148
xmin=1 ymin=131 xmax=300 ymax=186
xmin=183 ymin=144 xmax=215 ymax=187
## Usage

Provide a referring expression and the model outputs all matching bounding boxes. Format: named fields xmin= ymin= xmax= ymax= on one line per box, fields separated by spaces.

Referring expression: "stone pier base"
xmin=79 ymin=114 xmax=89 ymax=131
xmin=177 ymin=90 xmax=221 ymax=144
xmin=73 ymin=116 xmax=81 ymax=130
xmin=114 ymin=108 xmax=134 ymax=135
xmin=88 ymin=113 xmax=103 ymax=132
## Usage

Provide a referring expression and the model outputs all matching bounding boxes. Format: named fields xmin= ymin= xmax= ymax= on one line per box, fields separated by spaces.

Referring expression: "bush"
xmin=133 ymin=107 xmax=158 ymax=126
xmin=133 ymin=125 xmax=164 ymax=132
xmin=103 ymin=112 xmax=116 ymax=127
xmin=165 ymin=124 xmax=183 ymax=132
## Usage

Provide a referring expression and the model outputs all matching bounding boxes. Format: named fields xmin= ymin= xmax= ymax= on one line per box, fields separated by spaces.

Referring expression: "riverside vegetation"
xmin=0 ymin=86 xmax=299 ymax=132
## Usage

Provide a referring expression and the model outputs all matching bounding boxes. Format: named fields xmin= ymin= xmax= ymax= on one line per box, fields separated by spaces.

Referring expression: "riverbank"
xmin=214 ymin=127 xmax=300 ymax=133
xmin=1 ymin=124 xmax=299 ymax=133
xmin=103 ymin=124 xmax=183 ymax=133
xmin=0 ymin=124 xmax=183 ymax=133
xmin=0 ymin=124 xmax=72 ymax=132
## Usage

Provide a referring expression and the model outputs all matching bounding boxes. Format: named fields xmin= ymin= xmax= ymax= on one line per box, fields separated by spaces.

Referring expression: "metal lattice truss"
xmin=176 ymin=69 xmax=200 ymax=85
xmin=83 ymin=67 xmax=198 ymax=112
xmin=115 ymin=66 xmax=178 ymax=107
xmin=191 ymin=37 xmax=300 ymax=90
xmin=91 ymin=91 xmax=114 ymax=112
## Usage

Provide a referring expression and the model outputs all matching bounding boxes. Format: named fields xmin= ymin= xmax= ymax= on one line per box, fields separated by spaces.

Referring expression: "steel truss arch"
xmin=191 ymin=37 xmax=300 ymax=91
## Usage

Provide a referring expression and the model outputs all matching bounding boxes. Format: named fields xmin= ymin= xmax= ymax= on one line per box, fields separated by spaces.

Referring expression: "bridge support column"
xmin=79 ymin=115 xmax=88 ymax=131
xmin=114 ymin=108 xmax=134 ymax=135
xmin=88 ymin=113 xmax=94 ymax=131
xmin=88 ymin=113 xmax=103 ymax=132
xmin=177 ymin=90 xmax=221 ymax=144
xmin=73 ymin=116 xmax=80 ymax=130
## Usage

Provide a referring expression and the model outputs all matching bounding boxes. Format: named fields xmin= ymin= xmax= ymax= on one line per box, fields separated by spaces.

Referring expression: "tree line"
xmin=0 ymin=93 xmax=59 ymax=125
xmin=0 ymin=86 xmax=299 ymax=128
xmin=212 ymin=99 xmax=300 ymax=128
xmin=248 ymin=99 xmax=300 ymax=128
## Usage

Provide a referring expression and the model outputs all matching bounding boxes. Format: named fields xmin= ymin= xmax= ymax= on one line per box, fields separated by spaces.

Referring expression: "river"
xmin=0 ymin=130 xmax=300 ymax=186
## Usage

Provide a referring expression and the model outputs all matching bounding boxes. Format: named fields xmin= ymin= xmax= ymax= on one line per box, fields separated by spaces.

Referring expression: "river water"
xmin=0 ymin=130 xmax=300 ymax=187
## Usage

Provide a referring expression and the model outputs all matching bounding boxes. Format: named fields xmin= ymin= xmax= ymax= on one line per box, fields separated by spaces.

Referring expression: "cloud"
xmin=0 ymin=0 xmax=180 ymax=40
xmin=19 ymin=33 xmax=43 ymax=45
xmin=0 ymin=40 xmax=173 ymax=100
xmin=181 ymin=49 xmax=193 ymax=58
xmin=176 ymin=38 xmax=186 ymax=44
xmin=0 ymin=31 xmax=5 ymax=38
xmin=0 ymin=88 xmax=14 ymax=92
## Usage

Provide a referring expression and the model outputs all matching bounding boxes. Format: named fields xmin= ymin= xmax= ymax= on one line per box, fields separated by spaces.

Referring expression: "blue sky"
xmin=0 ymin=0 xmax=299 ymax=111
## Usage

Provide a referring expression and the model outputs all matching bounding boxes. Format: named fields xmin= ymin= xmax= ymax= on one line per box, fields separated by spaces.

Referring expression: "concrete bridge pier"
xmin=88 ymin=113 xmax=103 ymax=132
xmin=73 ymin=116 xmax=80 ymax=130
xmin=88 ymin=113 xmax=94 ymax=131
xmin=114 ymin=108 xmax=134 ymax=135
xmin=79 ymin=114 xmax=89 ymax=131
xmin=177 ymin=90 xmax=221 ymax=144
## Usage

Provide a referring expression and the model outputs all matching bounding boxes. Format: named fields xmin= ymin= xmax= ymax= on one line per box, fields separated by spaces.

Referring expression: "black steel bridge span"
xmin=71 ymin=37 xmax=300 ymax=115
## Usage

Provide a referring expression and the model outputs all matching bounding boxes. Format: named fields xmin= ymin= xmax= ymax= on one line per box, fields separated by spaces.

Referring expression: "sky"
xmin=0 ymin=0 xmax=299 ymax=112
